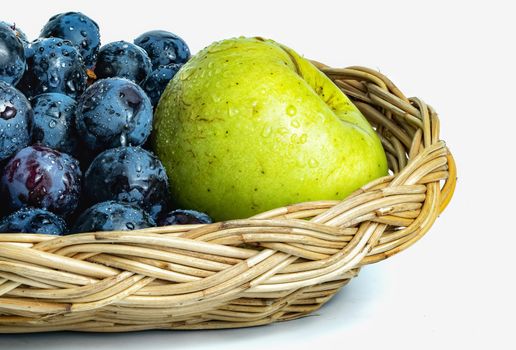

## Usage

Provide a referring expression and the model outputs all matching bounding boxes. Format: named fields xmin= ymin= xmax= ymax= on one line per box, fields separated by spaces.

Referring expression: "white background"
xmin=1 ymin=0 xmax=515 ymax=349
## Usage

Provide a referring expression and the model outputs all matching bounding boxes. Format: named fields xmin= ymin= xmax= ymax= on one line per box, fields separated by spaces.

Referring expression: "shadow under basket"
xmin=0 ymin=65 xmax=456 ymax=333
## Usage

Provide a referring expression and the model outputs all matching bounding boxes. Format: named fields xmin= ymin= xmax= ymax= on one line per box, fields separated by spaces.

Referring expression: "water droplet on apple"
xmin=286 ymin=105 xmax=297 ymax=116
xmin=179 ymin=67 xmax=194 ymax=81
xmin=277 ymin=127 xmax=289 ymax=135
xmin=261 ymin=126 xmax=272 ymax=137
xmin=198 ymin=69 xmax=207 ymax=79
xmin=308 ymin=158 xmax=319 ymax=168
xmin=228 ymin=106 xmax=238 ymax=116
xmin=291 ymin=119 xmax=300 ymax=128
xmin=299 ymin=134 xmax=308 ymax=144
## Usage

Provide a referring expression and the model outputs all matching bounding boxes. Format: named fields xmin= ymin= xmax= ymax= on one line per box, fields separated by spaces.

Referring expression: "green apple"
xmin=153 ymin=37 xmax=388 ymax=221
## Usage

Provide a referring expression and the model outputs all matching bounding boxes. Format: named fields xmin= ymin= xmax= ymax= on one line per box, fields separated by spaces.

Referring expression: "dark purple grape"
xmin=75 ymin=77 xmax=153 ymax=153
xmin=39 ymin=12 xmax=100 ymax=69
xmin=0 ymin=81 xmax=32 ymax=162
xmin=0 ymin=21 xmax=28 ymax=44
xmin=31 ymin=93 xmax=78 ymax=156
xmin=72 ymin=201 xmax=155 ymax=233
xmin=0 ymin=22 xmax=26 ymax=85
xmin=142 ymin=64 xmax=181 ymax=108
xmin=94 ymin=41 xmax=152 ymax=83
xmin=85 ymin=146 xmax=169 ymax=220
xmin=159 ymin=209 xmax=212 ymax=226
xmin=17 ymin=37 xmax=88 ymax=99
xmin=134 ymin=30 xmax=190 ymax=69
xmin=0 ymin=207 xmax=66 ymax=235
xmin=0 ymin=145 xmax=82 ymax=216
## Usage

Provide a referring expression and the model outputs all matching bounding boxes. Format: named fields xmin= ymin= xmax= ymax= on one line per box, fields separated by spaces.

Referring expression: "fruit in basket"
xmin=153 ymin=37 xmax=388 ymax=221
xmin=0 ymin=22 xmax=26 ymax=85
xmin=134 ymin=30 xmax=190 ymax=69
xmin=31 ymin=93 xmax=79 ymax=156
xmin=0 ymin=145 xmax=82 ymax=216
xmin=94 ymin=41 xmax=152 ymax=83
xmin=0 ymin=21 xmax=28 ymax=44
xmin=39 ymin=12 xmax=101 ymax=69
xmin=17 ymin=38 xmax=88 ymax=99
xmin=158 ymin=209 xmax=212 ymax=226
xmin=0 ymin=207 xmax=66 ymax=235
xmin=0 ymin=81 xmax=32 ymax=162
xmin=72 ymin=200 xmax=155 ymax=233
xmin=142 ymin=64 xmax=182 ymax=107
xmin=84 ymin=146 xmax=169 ymax=220
xmin=75 ymin=77 xmax=153 ymax=153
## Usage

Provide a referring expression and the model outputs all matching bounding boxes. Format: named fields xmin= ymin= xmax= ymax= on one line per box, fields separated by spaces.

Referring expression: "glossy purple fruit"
xmin=85 ymin=146 xmax=169 ymax=220
xmin=72 ymin=200 xmax=155 ymax=233
xmin=159 ymin=209 xmax=212 ymax=226
xmin=75 ymin=77 xmax=153 ymax=153
xmin=0 ymin=22 xmax=26 ymax=85
xmin=0 ymin=21 xmax=28 ymax=44
xmin=31 ymin=93 xmax=78 ymax=156
xmin=0 ymin=207 xmax=66 ymax=235
xmin=134 ymin=30 xmax=190 ymax=69
xmin=1 ymin=145 xmax=82 ymax=216
xmin=142 ymin=64 xmax=181 ymax=108
xmin=0 ymin=81 xmax=32 ymax=162
xmin=17 ymin=38 xmax=88 ymax=99
xmin=39 ymin=12 xmax=101 ymax=69
xmin=94 ymin=41 xmax=152 ymax=83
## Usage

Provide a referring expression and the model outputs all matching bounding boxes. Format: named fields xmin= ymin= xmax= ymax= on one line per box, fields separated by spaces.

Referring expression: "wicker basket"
xmin=0 ymin=64 xmax=456 ymax=333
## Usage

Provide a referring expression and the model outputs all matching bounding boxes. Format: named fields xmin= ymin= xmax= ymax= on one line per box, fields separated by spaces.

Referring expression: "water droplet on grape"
xmin=120 ymin=133 xmax=127 ymax=146
xmin=66 ymin=80 xmax=76 ymax=92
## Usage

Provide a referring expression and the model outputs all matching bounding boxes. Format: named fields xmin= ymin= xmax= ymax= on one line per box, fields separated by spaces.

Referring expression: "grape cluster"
xmin=0 ymin=12 xmax=212 ymax=235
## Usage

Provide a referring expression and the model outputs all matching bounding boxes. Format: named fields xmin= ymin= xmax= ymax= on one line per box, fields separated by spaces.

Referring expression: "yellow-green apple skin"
xmin=153 ymin=37 xmax=388 ymax=221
